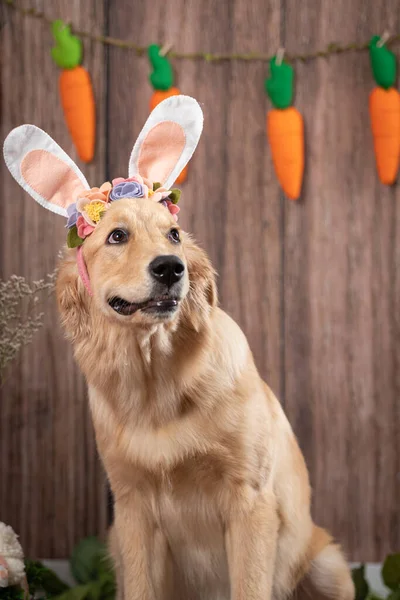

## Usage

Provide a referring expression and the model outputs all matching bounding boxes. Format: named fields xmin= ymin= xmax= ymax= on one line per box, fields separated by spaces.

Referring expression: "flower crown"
xmin=65 ymin=175 xmax=181 ymax=248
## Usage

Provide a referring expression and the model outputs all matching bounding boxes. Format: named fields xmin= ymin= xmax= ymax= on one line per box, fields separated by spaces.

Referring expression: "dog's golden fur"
xmin=57 ymin=197 xmax=354 ymax=600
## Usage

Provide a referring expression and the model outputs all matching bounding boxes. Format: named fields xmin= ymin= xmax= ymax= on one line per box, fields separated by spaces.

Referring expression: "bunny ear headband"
xmin=3 ymin=95 xmax=203 ymax=296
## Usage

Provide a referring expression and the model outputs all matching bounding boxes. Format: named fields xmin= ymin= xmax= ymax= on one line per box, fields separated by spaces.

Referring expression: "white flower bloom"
xmin=0 ymin=522 xmax=25 ymax=587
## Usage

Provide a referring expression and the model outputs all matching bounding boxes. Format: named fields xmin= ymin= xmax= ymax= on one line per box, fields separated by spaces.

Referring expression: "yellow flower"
xmin=85 ymin=201 xmax=106 ymax=223
xmin=76 ymin=182 xmax=112 ymax=226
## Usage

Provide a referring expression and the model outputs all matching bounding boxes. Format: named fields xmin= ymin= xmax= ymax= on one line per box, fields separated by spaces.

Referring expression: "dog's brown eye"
xmin=107 ymin=229 xmax=128 ymax=244
xmin=168 ymin=228 xmax=180 ymax=243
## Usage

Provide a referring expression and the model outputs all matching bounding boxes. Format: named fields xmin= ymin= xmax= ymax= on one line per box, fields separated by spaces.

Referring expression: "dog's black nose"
xmin=149 ymin=255 xmax=185 ymax=287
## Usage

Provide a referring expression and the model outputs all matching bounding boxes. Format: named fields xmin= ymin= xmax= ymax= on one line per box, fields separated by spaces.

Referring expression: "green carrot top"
xmin=369 ymin=35 xmax=396 ymax=89
xmin=265 ymin=56 xmax=294 ymax=109
xmin=148 ymin=44 xmax=174 ymax=91
xmin=51 ymin=20 xmax=82 ymax=70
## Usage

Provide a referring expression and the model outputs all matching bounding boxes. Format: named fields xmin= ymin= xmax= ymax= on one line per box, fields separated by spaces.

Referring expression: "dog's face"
xmin=5 ymin=97 xmax=209 ymax=339
xmin=81 ymin=198 xmax=190 ymax=324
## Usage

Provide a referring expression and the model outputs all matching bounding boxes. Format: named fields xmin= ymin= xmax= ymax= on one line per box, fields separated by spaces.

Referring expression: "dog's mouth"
xmin=108 ymin=295 xmax=179 ymax=316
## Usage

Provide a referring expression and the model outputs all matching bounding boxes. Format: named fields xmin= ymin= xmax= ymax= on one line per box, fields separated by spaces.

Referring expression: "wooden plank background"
xmin=0 ymin=0 xmax=399 ymax=561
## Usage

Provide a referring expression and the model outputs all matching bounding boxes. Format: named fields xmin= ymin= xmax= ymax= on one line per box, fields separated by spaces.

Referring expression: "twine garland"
xmin=2 ymin=0 xmax=400 ymax=63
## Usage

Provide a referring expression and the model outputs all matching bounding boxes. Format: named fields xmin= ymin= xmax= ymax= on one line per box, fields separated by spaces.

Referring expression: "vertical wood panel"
xmin=283 ymin=0 xmax=400 ymax=560
xmin=224 ymin=0 xmax=282 ymax=395
xmin=0 ymin=0 xmax=108 ymax=557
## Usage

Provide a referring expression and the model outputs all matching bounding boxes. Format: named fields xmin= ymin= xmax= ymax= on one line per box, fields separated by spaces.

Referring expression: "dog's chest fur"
xmin=156 ymin=460 xmax=231 ymax=597
xmin=105 ymin=424 xmax=234 ymax=597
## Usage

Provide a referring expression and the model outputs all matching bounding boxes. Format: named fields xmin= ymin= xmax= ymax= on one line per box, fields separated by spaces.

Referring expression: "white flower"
xmin=0 ymin=522 xmax=25 ymax=587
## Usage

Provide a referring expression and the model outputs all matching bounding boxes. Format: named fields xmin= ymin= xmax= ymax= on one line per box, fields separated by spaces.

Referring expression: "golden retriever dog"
xmin=4 ymin=97 xmax=354 ymax=600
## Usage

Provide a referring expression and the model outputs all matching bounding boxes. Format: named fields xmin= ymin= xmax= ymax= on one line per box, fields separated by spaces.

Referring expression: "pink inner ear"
xmin=21 ymin=149 xmax=87 ymax=209
xmin=138 ymin=121 xmax=185 ymax=185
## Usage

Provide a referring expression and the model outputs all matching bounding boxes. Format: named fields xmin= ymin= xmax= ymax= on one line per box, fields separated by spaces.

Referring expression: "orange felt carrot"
xmin=51 ymin=21 xmax=95 ymax=163
xmin=265 ymin=56 xmax=304 ymax=200
xmin=148 ymin=45 xmax=188 ymax=183
xmin=175 ymin=165 xmax=188 ymax=184
xmin=150 ymin=87 xmax=181 ymax=112
xmin=369 ymin=35 xmax=400 ymax=185
xmin=370 ymin=88 xmax=400 ymax=184
xmin=59 ymin=66 xmax=95 ymax=163
xmin=267 ymin=107 xmax=304 ymax=200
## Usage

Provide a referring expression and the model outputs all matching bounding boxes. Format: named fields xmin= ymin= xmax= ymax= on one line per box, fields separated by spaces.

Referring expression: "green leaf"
xmin=388 ymin=591 xmax=400 ymax=600
xmin=53 ymin=574 xmax=115 ymax=600
xmin=100 ymin=552 xmax=116 ymax=577
xmin=98 ymin=573 xmax=116 ymax=600
xmin=265 ymin=56 xmax=294 ymax=109
xmin=147 ymin=44 xmax=174 ymax=90
xmin=87 ymin=578 xmax=112 ymax=600
xmin=383 ymin=553 xmax=400 ymax=591
xmin=25 ymin=558 xmax=44 ymax=590
xmin=369 ymin=35 xmax=396 ymax=89
xmin=51 ymin=20 xmax=82 ymax=69
xmin=54 ymin=582 xmax=93 ymax=600
xmin=39 ymin=564 xmax=70 ymax=594
xmin=70 ymin=537 xmax=108 ymax=585
xmin=168 ymin=188 xmax=181 ymax=204
xmin=67 ymin=225 xmax=84 ymax=248
xmin=153 ymin=182 xmax=162 ymax=191
xmin=25 ymin=559 xmax=70 ymax=595
xmin=0 ymin=586 xmax=25 ymax=600
xmin=352 ymin=565 xmax=370 ymax=600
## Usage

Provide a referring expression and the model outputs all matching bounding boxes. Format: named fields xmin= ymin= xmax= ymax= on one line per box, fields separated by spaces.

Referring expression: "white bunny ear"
xmin=129 ymin=95 xmax=203 ymax=189
xmin=3 ymin=125 xmax=90 ymax=217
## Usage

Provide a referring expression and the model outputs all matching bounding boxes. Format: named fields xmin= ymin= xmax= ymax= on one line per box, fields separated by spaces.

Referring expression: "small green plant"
xmin=352 ymin=553 xmax=400 ymax=600
xmin=0 ymin=537 xmax=115 ymax=600
xmin=57 ymin=536 xmax=115 ymax=600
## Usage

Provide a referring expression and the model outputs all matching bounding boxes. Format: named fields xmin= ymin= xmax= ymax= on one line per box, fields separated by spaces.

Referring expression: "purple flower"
xmin=109 ymin=180 xmax=145 ymax=201
xmin=66 ymin=202 xmax=79 ymax=228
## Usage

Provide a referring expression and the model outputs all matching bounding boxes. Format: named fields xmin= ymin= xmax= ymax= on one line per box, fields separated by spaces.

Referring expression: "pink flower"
xmin=79 ymin=182 xmax=112 ymax=201
xmin=143 ymin=179 xmax=172 ymax=203
xmin=151 ymin=186 xmax=172 ymax=203
xmin=163 ymin=200 xmax=180 ymax=222
xmin=77 ymin=215 xmax=95 ymax=238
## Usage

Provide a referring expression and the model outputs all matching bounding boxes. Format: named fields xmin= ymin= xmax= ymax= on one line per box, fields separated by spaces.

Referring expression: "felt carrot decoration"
xmin=51 ymin=20 xmax=96 ymax=163
xmin=148 ymin=44 xmax=187 ymax=184
xmin=369 ymin=35 xmax=400 ymax=185
xmin=265 ymin=55 xmax=304 ymax=200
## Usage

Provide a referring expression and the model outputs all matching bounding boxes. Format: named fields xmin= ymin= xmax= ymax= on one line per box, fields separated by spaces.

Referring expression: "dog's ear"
xmin=56 ymin=253 xmax=90 ymax=342
xmin=183 ymin=236 xmax=217 ymax=331
xmin=128 ymin=95 xmax=203 ymax=189
xmin=3 ymin=124 xmax=89 ymax=216
xmin=205 ymin=272 xmax=218 ymax=308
